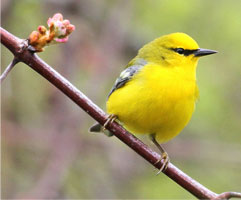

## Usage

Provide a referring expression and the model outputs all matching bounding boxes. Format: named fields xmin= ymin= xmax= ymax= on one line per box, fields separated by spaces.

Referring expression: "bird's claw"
xmin=155 ymin=152 xmax=170 ymax=175
xmin=103 ymin=114 xmax=117 ymax=130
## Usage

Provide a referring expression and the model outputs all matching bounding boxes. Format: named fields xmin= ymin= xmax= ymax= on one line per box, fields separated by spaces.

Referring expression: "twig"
xmin=214 ymin=192 xmax=241 ymax=200
xmin=0 ymin=57 xmax=19 ymax=83
xmin=1 ymin=27 xmax=240 ymax=199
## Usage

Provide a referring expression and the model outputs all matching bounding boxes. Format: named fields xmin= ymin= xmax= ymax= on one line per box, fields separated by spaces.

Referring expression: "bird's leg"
xmin=150 ymin=134 xmax=170 ymax=174
xmin=103 ymin=114 xmax=117 ymax=130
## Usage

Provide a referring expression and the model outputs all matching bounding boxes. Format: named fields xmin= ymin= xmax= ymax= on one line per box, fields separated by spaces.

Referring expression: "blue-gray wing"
xmin=108 ymin=65 xmax=143 ymax=98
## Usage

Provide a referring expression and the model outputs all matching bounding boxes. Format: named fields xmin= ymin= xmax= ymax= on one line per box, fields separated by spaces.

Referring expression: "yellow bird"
xmin=90 ymin=32 xmax=217 ymax=171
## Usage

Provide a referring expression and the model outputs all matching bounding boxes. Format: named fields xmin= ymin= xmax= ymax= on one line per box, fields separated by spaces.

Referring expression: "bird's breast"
xmin=107 ymin=65 xmax=198 ymax=142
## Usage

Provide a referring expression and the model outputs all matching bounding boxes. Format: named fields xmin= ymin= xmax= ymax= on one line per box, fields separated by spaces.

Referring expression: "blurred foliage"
xmin=1 ymin=0 xmax=241 ymax=199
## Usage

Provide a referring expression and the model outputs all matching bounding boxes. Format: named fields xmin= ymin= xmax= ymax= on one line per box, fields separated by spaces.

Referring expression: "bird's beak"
xmin=194 ymin=48 xmax=217 ymax=57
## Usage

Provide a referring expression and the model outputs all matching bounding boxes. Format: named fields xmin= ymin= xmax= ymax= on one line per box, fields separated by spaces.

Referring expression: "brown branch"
xmin=1 ymin=27 xmax=240 ymax=200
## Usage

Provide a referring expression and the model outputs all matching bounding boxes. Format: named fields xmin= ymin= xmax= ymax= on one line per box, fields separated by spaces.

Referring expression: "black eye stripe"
xmin=171 ymin=48 xmax=198 ymax=56
xmin=183 ymin=49 xmax=198 ymax=56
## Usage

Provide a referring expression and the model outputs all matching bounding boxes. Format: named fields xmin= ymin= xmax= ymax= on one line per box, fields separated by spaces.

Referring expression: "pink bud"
xmin=52 ymin=13 xmax=63 ymax=21
xmin=28 ymin=13 xmax=75 ymax=52
xmin=63 ymin=20 xmax=70 ymax=26
xmin=55 ymin=37 xmax=69 ymax=43
xmin=38 ymin=26 xmax=47 ymax=34
xmin=67 ymin=24 xmax=75 ymax=33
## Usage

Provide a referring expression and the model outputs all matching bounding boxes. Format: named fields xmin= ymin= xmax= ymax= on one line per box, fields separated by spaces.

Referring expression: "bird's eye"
xmin=175 ymin=48 xmax=185 ymax=54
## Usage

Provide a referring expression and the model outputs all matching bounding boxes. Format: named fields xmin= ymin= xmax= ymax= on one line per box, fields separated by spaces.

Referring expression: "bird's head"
xmin=138 ymin=32 xmax=217 ymax=68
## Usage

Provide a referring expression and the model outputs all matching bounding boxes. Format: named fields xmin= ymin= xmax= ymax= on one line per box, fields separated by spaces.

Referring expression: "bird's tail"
xmin=89 ymin=123 xmax=102 ymax=132
xmin=89 ymin=123 xmax=114 ymax=137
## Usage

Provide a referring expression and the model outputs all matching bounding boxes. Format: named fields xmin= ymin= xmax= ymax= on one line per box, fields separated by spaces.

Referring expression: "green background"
xmin=2 ymin=0 xmax=241 ymax=199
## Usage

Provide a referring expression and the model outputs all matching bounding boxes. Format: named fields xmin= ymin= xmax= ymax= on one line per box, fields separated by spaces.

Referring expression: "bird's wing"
xmin=108 ymin=58 xmax=147 ymax=98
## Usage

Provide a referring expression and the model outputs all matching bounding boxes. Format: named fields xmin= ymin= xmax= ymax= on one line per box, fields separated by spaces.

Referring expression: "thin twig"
xmin=0 ymin=57 xmax=19 ymax=83
xmin=1 ymin=27 xmax=240 ymax=200
xmin=214 ymin=192 xmax=241 ymax=200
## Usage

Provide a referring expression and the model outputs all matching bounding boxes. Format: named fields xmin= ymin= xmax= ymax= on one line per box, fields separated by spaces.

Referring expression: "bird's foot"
xmin=155 ymin=152 xmax=170 ymax=175
xmin=103 ymin=114 xmax=117 ymax=130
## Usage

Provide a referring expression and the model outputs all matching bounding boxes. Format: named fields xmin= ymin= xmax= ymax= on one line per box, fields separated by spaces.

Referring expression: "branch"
xmin=214 ymin=192 xmax=241 ymax=200
xmin=1 ymin=27 xmax=240 ymax=200
xmin=0 ymin=57 xmax=19 ymax=83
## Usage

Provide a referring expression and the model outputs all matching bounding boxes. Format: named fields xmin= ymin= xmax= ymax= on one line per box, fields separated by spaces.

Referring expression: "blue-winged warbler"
xmin=90 ymin=32 xmax=217 ymax=171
